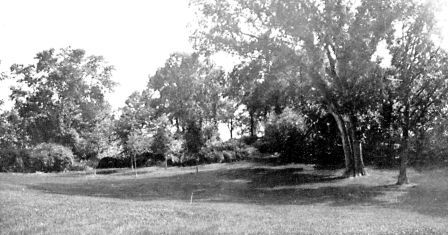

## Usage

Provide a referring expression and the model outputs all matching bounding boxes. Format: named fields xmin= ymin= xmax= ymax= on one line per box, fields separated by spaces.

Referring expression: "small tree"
xmin=150 ymin=115 xmax=172 ymax=168
xmin=385 ymin=3 xmax=448 ymax=184
xmin=127 ymin=129 xmax=152 ymax=176
xmin=184 ymin=119 xmax=204 ymax=172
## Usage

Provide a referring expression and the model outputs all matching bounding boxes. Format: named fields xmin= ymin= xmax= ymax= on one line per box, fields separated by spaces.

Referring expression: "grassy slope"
xmin=1 ymin=162 xmax=448 ymax=234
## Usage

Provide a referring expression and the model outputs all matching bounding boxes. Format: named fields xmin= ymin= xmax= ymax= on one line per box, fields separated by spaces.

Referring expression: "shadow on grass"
xmin=28 ymin=165 xmax=392 ymax=206
xmin=396 ymin=169 xmax=448 ymax=218
xmin=23 ymin=162 xmax=448 ymax=217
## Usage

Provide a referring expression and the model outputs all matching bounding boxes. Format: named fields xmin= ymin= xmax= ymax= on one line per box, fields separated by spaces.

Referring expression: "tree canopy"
xmin=191 ymin=0 xmax=448 ymax=181
xmin=1 ymin=0 xmax=448 ymax=185
xmin=8 ymin=47 xmax=116 ymax=158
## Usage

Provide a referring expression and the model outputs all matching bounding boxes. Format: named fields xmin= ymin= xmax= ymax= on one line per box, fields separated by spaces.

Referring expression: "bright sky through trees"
xmin=1 ymin=0 xmax=447 ymax=109
xmin=0 ymin=0 xmax=194 ymax=109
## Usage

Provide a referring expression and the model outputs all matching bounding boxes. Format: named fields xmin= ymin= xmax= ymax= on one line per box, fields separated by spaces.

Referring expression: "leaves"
xmin=8 ymin=47 xmax=116 ymax=157
xmin=147 ymin=53 xmax=226 ymax=129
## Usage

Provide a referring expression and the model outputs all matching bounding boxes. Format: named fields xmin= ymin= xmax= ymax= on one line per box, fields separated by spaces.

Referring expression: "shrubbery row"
xmin=0 ymin=143 xmax=74 ymax=173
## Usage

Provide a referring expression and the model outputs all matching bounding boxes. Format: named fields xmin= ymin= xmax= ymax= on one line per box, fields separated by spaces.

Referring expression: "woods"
xmin=4 ymin=1 xmax=448 ymax=234
xmin=1 ymin=0 xmax=448 ymax=186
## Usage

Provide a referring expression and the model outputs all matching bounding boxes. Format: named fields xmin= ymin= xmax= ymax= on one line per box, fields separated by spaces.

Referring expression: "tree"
xmin=126 ymin=128 xmax=152 ymax=173
xmin=115 ymin=90 xmax=156 ymax=154
xmin=0 ymin=110 xmax=26 ymax=148
xmin=116 ymin=91 xmax=174 ymax=168
xmin=226 ymin=53 xmax=308 ymax=137
xmin=0 ymin=60 xmax=6 ymax=107
xmin=184 ymin=119 xmax=204 ymax=172
xmin=9 ymin=47 xmax=115 ymax=157
xmin=150 ymin=115 xmax=172 ymax=168
xmin=148 ymin=53 xmax=226 ymax=132
xmin=218 ymin=98 xmax=239 ymax=139
xmin=385 ymin=3 xmax=448 ymax=184
xmin=192 ymin=0 xmax=403 ymax=176
xmin=74 ymin=110 xmax=117 ymax=160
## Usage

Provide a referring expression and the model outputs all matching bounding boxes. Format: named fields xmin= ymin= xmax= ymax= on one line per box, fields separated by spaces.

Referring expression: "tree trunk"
xmin=397 ymin=127 xmax=409 ymax=185
xmin=332 ymin=112 xmax=352 ymax=171
xmin=134 ymin=153 xmax=138 ymax=177
xmin=229 ymin=118 xmax=234 ymax=139
xmin=331 ymin=112 xmax=366 ymax=177
xmin=175 ymin=117 xmax=180 ymax=133
xmin=415 ymin=128 xmax=425 ymax=167
xmin=249 ymin=112 xmax=255 ymax=137
xmin=195 ymin=155 xmax=199 ymax=174
xmin=348 ymin=115 xmax=366 ymax=176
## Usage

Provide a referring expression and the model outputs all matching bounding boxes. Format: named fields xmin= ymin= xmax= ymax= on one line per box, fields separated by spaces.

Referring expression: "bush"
xmin=408 ymin=128 xmax=448 ymax=168
xmin=29 ymin=143 xmax=74 ymax=172
xmin=69 ymin=160 xmax=93 ymax=171
xmin=262 ymin=108 xmax=306 ymax=162
xmin=240 ymin=135 xmax=258 ymax=145
xmin=0 ymin=148 xmax=30 ymax=172
xmin=166 ymin=138 xmax=184 ymax=166
xmin=97 ymin=157 xmax=129 ymax=169
xmin=198 ymin=138 xmax=251 ymax=164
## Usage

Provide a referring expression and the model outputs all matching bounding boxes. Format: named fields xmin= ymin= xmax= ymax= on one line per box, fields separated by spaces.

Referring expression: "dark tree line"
xmin=190 ymin=0 xmax=448 ymax=183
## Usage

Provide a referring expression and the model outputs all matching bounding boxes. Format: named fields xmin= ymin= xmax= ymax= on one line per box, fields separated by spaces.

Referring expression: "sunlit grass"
xmin=1 ymin=162 xmax=447 ymax=234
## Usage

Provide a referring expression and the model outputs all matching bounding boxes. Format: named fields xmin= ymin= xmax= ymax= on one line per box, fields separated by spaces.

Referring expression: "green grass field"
xmin=1 ymin=161 xmax=448 ymax=234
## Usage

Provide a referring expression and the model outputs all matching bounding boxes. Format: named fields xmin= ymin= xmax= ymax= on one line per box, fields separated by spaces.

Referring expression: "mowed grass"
xmin=1 ymin=161 xmax=448 ymax=234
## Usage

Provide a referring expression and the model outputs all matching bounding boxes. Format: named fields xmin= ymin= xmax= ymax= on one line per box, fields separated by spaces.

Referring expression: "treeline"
xmin=189 ymin=0 xmax=448 ymax=184
xmin=1 ymin=0 xmax=448 ymax=185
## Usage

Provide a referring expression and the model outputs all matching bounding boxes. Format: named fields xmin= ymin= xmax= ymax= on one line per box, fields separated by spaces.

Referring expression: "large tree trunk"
xmin=331 ymin=112 xmax=366 ymax=177
xmin=348 ymin=115 xmax=366 ymax=176
xmin=397 ymin=104 xmax=410 ymax=185
xmin=397 ymin=127 xmax=409 ymax=185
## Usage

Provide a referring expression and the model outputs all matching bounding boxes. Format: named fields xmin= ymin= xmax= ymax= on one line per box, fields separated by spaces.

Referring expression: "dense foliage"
xmin=1 ymin=0 xmax=448 ymax=184
xmin=262 ymin=108 xmax=306 ymax=159
xmin=190 ymin=0 xmax=448 ymax=183
xmin=5 ymin=47 xmax=116 ymax=160
xmin=0 ymin=143 xmax=74 ymax=172
xmin=0 ymin=148 xmax=30 ymax=172
xmin=28 ymin=143 xmax=74 ymax=172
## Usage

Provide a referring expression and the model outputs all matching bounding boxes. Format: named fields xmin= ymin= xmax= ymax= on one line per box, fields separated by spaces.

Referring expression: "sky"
xmin=1 ymin=0 xmax=448 ymax=111
xmin=0 ymin=0 xmax=195 ymax=109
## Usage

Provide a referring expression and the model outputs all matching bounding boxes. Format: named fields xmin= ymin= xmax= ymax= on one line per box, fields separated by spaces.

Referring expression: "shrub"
xmin=262 ymin=108 xmax=306 ymax=162
xmin=69 ymin=160 xmax=93 ymax=171
xmin=198 ymin=138 xmax=251 ymax=164
xmin=202 ymin=124 xmax=220 ymax=143
xmin=97 ymin=156 xmax=134 ymax=169
xmin=408 ymin=128 xmax=448 ymax=168
xmin=97 ymin=157 xmax=121 ymax=169
xmin=166 ymin=138 xmax=184 ymax=166
xmin=240 ymin=135 xmax=258 ymax=145
xmin=179 ymin=153 xmax=200 ymax=166
xmin=29 ymin=143 xmax=74 ymax=172
xmin=0 ymin=148 xmax=30 ymax=172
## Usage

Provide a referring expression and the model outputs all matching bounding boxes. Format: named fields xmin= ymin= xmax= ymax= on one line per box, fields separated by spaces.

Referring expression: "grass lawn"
xmin=1 ymin=161 xmax=448 ymax=234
